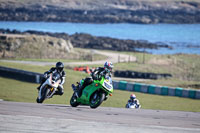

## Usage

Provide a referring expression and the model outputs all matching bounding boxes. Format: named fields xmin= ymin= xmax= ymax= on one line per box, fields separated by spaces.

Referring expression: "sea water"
xmin=0 ymin=21 xmax=199 ymax=54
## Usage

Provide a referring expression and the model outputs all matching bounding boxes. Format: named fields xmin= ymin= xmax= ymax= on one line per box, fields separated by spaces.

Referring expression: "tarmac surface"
xmin=0 ymin=101 xmax=200 ymax=133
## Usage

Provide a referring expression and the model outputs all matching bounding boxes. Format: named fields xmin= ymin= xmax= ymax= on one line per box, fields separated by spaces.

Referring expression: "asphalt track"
xmin=0 ymin=101 xmax=200 ymax=133
xmin=0 ymin=50 xmax=200 ymax=132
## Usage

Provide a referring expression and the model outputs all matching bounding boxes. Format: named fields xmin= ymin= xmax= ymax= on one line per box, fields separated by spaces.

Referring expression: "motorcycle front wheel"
xmin=70 ymin=93 xmax=80 ymax=107
xmin=36 ymin=86 xmax=48 ymax=103
xmin=90 ymin=91 xmax=105 ymax=109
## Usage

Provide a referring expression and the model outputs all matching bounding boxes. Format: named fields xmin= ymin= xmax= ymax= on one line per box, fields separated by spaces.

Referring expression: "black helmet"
xmin=56 ymin=62 xmax=64 ymax=72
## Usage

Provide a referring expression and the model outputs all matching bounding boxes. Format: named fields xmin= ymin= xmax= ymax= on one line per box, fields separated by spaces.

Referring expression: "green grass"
xmin=86 ymin=50 xmax=200 ymax=89
xmin=102 ymin=89 xmax=200 ymax=112
xmin=5 ymin=49 xmax=198 ymax=90
xmin=1 ymin=48 xmax=107 ymax=62
xmin=1 ymin=76 xmax=200 ymax=112
xmin=0 ymin=64 xmax=89 ymax=105
xmin=0 ymin=62 xmax=50 ymax=73
xmin=1 ymin=51 xmax=200 ymax=112
xmin=6 ymin=58 xmax=86 ymax=63
xmin=0 ymin=62 xmax=200 ymax=112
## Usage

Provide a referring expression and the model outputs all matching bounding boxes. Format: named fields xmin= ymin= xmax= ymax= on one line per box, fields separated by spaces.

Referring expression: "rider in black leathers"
xmin=37 ymin=62 xmax=66 ymax=96
xmin=73 ymin=61 xmax=114 ymax=97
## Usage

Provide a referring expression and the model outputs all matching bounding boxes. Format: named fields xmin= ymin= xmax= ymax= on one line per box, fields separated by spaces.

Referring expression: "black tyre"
xmin=90 ymin=91 xmax=105 ymax=109
xmin=36 ymin=87 xmax=48 ymax=103
xmin=36 ymin=97 xmax=41 ymax=103
xmin=70 ymin=93 xmax=80 ymax=107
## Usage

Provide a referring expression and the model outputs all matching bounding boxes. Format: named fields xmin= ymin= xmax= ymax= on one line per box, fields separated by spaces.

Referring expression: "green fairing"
xmin=76 ymin=76 xmax=113 ymax=105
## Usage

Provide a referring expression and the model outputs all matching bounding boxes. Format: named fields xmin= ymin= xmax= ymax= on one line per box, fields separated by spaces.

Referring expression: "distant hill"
xmin=0 ymin=0 xmax=200 ymax=23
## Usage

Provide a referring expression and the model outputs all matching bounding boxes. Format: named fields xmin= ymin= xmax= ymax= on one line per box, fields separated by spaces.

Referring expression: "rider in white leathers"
xmin=126 ymin=94 xmax=141 ymax=109
xmin=37 ymin=62 xmax=66 ymax=96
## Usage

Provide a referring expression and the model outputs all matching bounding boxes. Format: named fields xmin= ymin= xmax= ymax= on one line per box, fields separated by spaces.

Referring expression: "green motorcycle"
xmin=70 ymin=76 xmax=113 ymax=109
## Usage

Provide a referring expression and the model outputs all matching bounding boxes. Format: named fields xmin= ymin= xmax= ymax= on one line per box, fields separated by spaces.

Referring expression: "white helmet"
xmin=130 ymin=94 xmax=136 ymax=100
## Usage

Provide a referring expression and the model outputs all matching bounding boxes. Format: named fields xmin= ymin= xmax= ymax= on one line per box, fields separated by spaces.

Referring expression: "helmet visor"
xmin=57 ymin=67 xmax=63 ymax=72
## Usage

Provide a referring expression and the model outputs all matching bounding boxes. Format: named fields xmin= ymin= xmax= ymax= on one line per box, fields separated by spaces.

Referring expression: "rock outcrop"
xmin=0 ymin=0 xmax=200 ymax=24
xmin=0 ymin=29 xmax=171 ymax=52
xmin=69 ymin=33 xmax=170 ymax=51
xmin=0 ymin=34 xmax=73 ymax=58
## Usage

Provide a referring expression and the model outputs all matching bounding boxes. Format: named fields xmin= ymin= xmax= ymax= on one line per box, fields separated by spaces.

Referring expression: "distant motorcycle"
xmin=125 ymin=102 xmax=141 ymax=109
xmin=70 ymin=76 xmax=113 ymax=109
xmin=36 ymin=72 xmax=61 ymax=103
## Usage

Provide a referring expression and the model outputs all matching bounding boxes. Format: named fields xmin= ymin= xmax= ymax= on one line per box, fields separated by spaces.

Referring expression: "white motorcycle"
xmin=36 ymin=72 xmax=61 ymax=103
xmin=126 ymin=102 xmax=141 ymax=109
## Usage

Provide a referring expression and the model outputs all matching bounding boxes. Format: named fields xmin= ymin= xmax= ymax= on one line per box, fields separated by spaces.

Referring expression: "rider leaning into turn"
xmin=37 ymin=62 xmax=66 ymax=96
xmin=73 ymin=61 xmax=114 ymax=98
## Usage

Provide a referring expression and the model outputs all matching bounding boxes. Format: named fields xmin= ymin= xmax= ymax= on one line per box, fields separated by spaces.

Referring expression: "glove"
xmin=97 ymin=72 xmax=104 ymax=80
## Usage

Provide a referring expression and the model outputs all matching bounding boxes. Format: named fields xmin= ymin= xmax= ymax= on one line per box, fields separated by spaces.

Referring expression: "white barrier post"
xmin=36 ymin=75 xmax=40 ymax=83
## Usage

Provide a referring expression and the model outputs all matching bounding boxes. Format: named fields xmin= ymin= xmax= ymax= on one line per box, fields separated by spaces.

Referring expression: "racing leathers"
xmin=75 ymin=67 xmax=112 ymax=97
xmin=92 ymin=67 xmax=112 ymax=80
xmin=37 ymin=67 xmax=66 ymax=95
xmin=126 ymin=98 xmax=141 ymax=109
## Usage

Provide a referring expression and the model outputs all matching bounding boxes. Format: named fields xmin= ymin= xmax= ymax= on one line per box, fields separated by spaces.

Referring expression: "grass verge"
xmin=85 ymin=50 xmax=200 ymax=89
xmin=1 ymin=77 xmax=200 ymax=112
xmin=0 ymin=62 xmax=200 ymax=112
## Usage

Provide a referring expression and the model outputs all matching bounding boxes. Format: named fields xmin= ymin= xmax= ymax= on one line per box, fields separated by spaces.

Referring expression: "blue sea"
xmin=0 ymin=21 xmax=200 ymax=54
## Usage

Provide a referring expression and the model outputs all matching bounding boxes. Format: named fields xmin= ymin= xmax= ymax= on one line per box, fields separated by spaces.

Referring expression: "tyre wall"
xmin=112 ymin=80 xmax=200 ymax=99
xmin=114 ymin=70 xmax=172 ymax=79
xmin=0 ymin=66 xmax=43 ymax=83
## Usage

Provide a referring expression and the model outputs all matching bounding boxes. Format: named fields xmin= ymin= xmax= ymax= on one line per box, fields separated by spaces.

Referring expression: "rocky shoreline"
xmin=0 ymin=29 xmax=171 ymax=52
xmin=0 ymin=0 xmax=200 ymax=24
